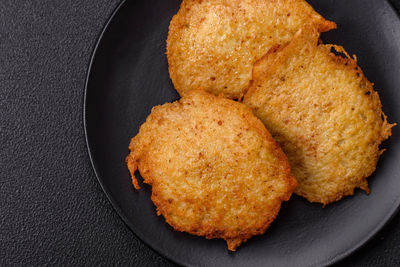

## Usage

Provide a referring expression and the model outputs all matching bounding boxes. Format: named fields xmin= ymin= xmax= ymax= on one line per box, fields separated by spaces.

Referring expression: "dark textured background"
xmin=1 ymin=1 xmax=399 ymax=266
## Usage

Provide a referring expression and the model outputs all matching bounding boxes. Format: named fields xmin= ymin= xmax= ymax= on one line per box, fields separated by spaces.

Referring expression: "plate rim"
xmin=83 ymin=0 xmax=400 ymax=266
xmin=82 ymin=0 xmax=183 ymax=266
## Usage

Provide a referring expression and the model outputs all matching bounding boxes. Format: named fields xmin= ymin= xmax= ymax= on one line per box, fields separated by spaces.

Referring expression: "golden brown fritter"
xmin=244 ymin=26 xmax=395 ymax=205
xmin=126 ymin=90 xmax=297 ymax=251
xmin=167 ymin=0 xmax=336 ymax=99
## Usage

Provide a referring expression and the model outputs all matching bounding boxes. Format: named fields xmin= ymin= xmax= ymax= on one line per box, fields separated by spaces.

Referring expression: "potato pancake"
xmin=167 ymin=0 xmax=336 ymax=99
xmin=244 ymin=26 xmax=395 ymax=205
xmin=126 ymin=90 xmax=297 ymax=250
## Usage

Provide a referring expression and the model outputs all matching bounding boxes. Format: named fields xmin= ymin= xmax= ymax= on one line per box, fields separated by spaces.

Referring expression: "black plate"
xmin=84 ymin=1 xmax=400 ymax=266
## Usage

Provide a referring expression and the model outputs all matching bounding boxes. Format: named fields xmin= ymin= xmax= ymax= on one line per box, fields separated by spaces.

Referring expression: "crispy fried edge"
xmin=126 ymin=140 xmax=140 ymax=190
xmin=126 ymin=90 xmax=297 ymax=250
xmin=245 ymin=26 xmax=396 ymax=205
xmin=166 ymin=0 xmax=337 ymax=99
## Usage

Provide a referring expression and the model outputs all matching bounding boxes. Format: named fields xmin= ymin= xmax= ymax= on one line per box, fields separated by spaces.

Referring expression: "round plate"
xmin=84 ymin=0 xmax=400 ymax=266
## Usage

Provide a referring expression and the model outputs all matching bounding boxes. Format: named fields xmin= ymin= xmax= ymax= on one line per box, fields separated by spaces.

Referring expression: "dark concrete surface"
xmin=1 ymin=1 xmax=399 ymax=266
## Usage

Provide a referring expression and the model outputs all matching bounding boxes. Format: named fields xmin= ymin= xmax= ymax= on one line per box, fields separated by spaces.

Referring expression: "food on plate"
xmin=166 ymin=0 xmax=336 ymax=99
xmin=126 ymin=90 xmax=297 ymax=250
xmin=243 ymin=26 xmax=395 ymax=205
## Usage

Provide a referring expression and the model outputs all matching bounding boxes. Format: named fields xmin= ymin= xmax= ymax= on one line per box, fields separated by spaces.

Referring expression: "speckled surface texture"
xmin=0 ymin=1 xmax=399 ymax=266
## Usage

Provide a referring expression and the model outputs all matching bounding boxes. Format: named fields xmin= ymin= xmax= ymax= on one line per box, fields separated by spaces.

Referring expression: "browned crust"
xmin=244 ymin=26 xmax=395 ymax=206
xmin=166 ymin=0 xmax=336 ymax=99
xmin=126 ymin=90 xmax=297 ymax=250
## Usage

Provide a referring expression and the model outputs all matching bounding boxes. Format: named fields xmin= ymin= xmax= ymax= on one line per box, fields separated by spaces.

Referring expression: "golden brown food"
xmin=243 ymin=26 xmax=395 ymax=205
xmin=126 ymin=90 xmax=297 ymax=250
xmin=167 ymin=0 xmax=336 ymax=99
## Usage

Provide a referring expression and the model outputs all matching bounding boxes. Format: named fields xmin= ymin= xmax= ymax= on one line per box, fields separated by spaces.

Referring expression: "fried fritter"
xmin=126 ymin=90 xmax=297 ymax=250
xmin=166 ymin=0 xmax=336 ymax=99
xmin=244 ymin=26 xmax=395 ymax=205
